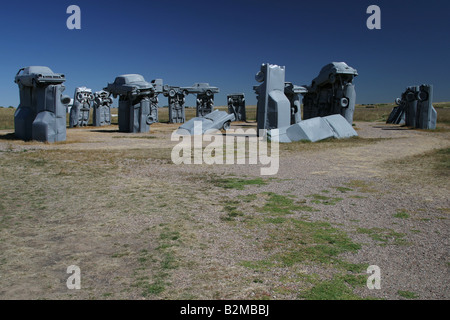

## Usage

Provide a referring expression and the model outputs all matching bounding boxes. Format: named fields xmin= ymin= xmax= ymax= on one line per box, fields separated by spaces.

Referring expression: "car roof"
xmin=22 ymin=66 xmax=55 ymax=75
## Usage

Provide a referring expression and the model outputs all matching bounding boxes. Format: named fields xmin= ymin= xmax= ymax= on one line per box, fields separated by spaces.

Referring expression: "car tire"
xmin=340 ymin=97 xmax=349 ymax=108
xmin=417 ymin=91 xmax=428 ymax=102
xmin=223 ymin=121 xmax=231 ymax=130
xmin=329 ymin=74 xmax=336 ymax=84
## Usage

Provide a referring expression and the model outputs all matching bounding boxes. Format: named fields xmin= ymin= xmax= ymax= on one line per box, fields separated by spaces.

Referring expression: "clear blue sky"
xmin=0 ymin=0 xmax=449 ymax=107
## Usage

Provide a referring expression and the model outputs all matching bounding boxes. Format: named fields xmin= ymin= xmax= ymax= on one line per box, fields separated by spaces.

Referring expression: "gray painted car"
xmin=176 ymin=110 xmax=235 ymax=135
xmin=310 ymin=62 xmax=358 ymax=89
xmin=180 ymin=83 xmax=219 ymax=96
xmin=14 ymin=66 xmax=66 ymax=87
xmin=105 ymin=74 xmax=154 ymax=98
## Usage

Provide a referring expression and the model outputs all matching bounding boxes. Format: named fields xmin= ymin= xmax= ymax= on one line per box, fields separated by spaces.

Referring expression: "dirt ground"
xmin=0 ymin=121 xmax=448 ymax=300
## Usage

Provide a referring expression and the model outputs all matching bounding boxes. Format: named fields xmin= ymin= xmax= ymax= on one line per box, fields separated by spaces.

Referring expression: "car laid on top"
xmin=14 ymin=66 xmax=66 ymax=87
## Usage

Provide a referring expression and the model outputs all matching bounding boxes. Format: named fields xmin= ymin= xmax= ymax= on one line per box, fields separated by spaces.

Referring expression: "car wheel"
xmin=169 ymin=89 xmax=176 ymax=97
xmin=206 ymin=90 xmax=212 ymax=97
xmin=328 ymin=74 xmax=336 ymax=84
xmin=146 ymin=114 xmax=154 ymax=125
xmin=340 ymin=97 xmax=349 ymax=108
xmin=223 ymin=121 xmax=231 ymax=130
xmin=417 ymin=91 xmax=428 ymax=102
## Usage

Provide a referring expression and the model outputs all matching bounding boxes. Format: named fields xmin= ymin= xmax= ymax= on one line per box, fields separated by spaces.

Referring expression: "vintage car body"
xmin=105 ymin=74 xmax=154 ymax=98
xmin=180 ymin=83 xmax=219 ymax=96
xmin=176 ymin=110 xmax=235 ymax=135
xmin=14 ymin=66 xmax=66 ymax=87
xmin=310 ymin=62 xmax=358 ymax=89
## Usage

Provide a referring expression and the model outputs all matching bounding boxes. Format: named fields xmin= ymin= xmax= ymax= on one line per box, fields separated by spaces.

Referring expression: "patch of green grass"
xmin=212 ymin=177 xmax=267 ymax=190
xmin=270 ymin=219 xmax=361 ymax=268
xmin=397 ymin=290 xmax=419 ymax=299
xmin=300 ymin=277 xmax=363 ymax=300
xmin=133 ymin=224 xmax=182 ymax=297
xmin=224 ymin=205 xmax=243 ymax=217
xmin=237 ymin=194 xmax=258 ymax=202
xmin=261 ymin=192 xmax=317 ymax=214
xmin=356 ymin=227 xmax=408 ymax=246
xmin=263 ymin=217 xmax=287 ymax=224
xmin=307 ymin=194 xmax=343 ymax=205
xmin=394 ymin=210 xmax=410 ymax=219
xmin=335 ymin=187 xmax=354 ymax=193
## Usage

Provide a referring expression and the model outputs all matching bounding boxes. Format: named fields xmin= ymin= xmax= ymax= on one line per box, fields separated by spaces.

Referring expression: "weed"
xmin=394 ymin=210 xmax=410 ymax=219
xmin=356 ymin=227 xmax=408 ymax=246
xmin=397 ymin=290 xmax=419 ymax=299
xmin=307 ymin=194 xmax=343 ymax=205
xmin=261 ymin=193 xmax=317 ymax=214
xmin=300 ymin=277 xmax=362 ymax=300
xmin=212 ymin=177 xmax=267 ymax=190
xmin=335 ymin=187 xmax=354 ymax=193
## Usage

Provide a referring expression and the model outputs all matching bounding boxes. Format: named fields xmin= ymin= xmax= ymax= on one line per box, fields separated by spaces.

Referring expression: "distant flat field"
xmin=0 ymin=104 xmax=449 ymax=300
xmin=1 ymin=102 xmax=450 ymax=130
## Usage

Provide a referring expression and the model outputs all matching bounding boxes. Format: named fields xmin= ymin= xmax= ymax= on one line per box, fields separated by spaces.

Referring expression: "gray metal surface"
xmin=176 ymin=110 xmax=235 ymax=135
xmin=181 ymin=83 xmax=219 ymax=117
xmin=196 ymin=93 xmax=215 ymax=117
xmin=227 ymin=93 xmax=246 ymax=122
xmin=163 ymin=85 xmax=186 ymax=123
xmin=389 ymin=84 xmax=437 ymax=129
xmin=268 ymin=114 xmax=357 ymax=143
xmin=14 ymin=66 xmax=70 ymax=142
xmin=416 ymin=84 xmax=437 ymax=129
xmin=254 ymin=63 xmax=291 ymax=133
xmin=284 ymin=82 xmax=307 ymax=125
xmin=303 ymin=62 xmax=358 ymax=125
xmin=105 ymin=74 xmax=156 ymax=133
xmin=69 ymin=87 xmax=93 ymax=127
xmin=92 ymin=90 xmax=113 ymax=126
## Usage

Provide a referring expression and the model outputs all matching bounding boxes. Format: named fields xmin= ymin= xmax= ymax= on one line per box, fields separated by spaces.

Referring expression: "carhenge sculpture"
xmin=227 ymin=93 xmax=246 ymax=121
xmin=254 ymin=63 xmax=357 ymax=143
xmin=387 ymin=84 xmax=437 ymax=129
xmin=189 ymin=83 xmax=219 ymax=117
xmin=302 ymin=62 xmax=358 ymax=125
xmin=92 ymin=90 xmax=113 ymax=126
xmin=14 ymin=66 xmax=70 ymax=142
xmin=69 ymin=87 xmax=94 ymax=127
xmin=164 ymin=83 xmax=220 ymax=123
xmin=105 ymin=74 xmax=160 ymax=133
xmin=254 ymin=63 xmax=292 ymax=133
xmin=164 ymin=85 xmax=187 ymax=123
